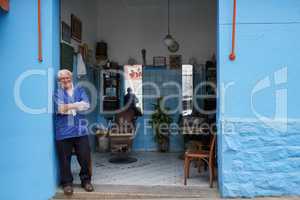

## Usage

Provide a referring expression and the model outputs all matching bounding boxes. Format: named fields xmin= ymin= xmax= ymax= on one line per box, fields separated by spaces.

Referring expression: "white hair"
xmin=57 ymin=69 xmax=73 ymax=79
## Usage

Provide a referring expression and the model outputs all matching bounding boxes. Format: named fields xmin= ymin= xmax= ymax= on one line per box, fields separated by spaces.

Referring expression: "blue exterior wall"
xmin=218 ymin=0 xmax=300 ymax=197
xmin=0 ymin=0 xmax=60 ymax=200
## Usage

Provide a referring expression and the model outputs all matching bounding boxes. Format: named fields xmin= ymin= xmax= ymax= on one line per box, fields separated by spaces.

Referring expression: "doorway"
xmin=59 ymin=0 xmax=218 ymax=191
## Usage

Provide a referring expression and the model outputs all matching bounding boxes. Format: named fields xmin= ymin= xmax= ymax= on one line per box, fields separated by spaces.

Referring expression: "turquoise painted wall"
xmin=0 ymin=0 xmax=60 ymax=200
xmin=133 ymin=68 xmax=183 ymax=152
xmin=218 ymin=0 xmax=300 ymax=197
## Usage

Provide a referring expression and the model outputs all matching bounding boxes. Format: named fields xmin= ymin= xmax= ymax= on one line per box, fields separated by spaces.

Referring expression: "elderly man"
xmin=54 ymin=69 xmax=94 ymax=196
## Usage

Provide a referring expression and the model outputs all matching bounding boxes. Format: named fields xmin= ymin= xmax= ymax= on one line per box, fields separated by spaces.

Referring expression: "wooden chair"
xmin=108 ymin=108 xmax=139 ymax=163
xmin=184 ymin=134 xmax=216 ymax=187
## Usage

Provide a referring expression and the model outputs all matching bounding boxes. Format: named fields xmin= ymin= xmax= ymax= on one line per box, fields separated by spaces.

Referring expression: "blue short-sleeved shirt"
xmin=54 ymin=86 xmax=90 ymax=141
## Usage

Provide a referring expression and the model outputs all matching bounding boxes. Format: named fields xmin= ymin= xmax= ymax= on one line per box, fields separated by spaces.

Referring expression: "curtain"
xmin=0 ymin=0 xmax=9 ymax=12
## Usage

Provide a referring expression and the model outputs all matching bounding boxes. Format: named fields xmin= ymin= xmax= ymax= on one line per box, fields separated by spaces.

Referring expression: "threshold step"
xmin=53 ymin=184 xmax=219 ymax=199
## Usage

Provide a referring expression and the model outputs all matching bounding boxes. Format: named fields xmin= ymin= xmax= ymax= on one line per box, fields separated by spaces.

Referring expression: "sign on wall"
xmin=124 ymin=65 xmax=143 ymax=111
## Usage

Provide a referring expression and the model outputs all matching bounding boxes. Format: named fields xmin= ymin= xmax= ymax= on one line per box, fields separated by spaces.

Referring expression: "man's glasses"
xmin=59 ymin=77 xmax=71 ymax=81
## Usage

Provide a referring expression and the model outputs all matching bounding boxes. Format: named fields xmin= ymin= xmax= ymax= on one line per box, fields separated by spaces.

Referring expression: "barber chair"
xmin=108 ymin=108 xmax=138 ymax=164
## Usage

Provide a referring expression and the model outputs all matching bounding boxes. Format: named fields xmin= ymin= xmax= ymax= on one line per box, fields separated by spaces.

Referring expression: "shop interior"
xmin=60 ymin=0 xmax=217 ymax=188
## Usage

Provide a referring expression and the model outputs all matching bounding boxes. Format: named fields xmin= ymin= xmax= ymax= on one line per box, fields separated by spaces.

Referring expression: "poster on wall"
xmin=124 ymin=65 xmax=143 ymax=112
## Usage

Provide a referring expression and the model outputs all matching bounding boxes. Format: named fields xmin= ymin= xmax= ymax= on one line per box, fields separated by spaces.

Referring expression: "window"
xmin=182 ymin=65 xmax=193 ymax=116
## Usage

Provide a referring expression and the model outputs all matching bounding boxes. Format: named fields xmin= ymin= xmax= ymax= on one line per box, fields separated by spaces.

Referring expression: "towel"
xmin=77 ymin=53 xmax=87 ymax=78
xmin=73 ymin=101 xmax=90 ymax=111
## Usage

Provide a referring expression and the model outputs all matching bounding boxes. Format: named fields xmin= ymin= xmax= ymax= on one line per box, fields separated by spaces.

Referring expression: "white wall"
xmin=96 ymin=0 xmax=216 ymax=65
xmin=61 ymin=0 xmax=98 ymax=54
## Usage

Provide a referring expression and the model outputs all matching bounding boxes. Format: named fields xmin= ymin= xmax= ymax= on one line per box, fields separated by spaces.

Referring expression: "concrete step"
xmin=52 ymin=184 xmax=219 ymax=199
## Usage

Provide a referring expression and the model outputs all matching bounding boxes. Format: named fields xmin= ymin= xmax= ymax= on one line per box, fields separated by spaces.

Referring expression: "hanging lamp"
xmin=163 ymin=0 xmax=179 ymax=52
xmin=163 ymin=0 xmax=174 ymax=46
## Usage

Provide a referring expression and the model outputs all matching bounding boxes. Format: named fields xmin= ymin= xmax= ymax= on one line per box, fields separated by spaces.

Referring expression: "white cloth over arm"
xmin=77 ymin=53 xmax=87 ymax=78
xmin=73 ymin=101 xmax=90 ymax=111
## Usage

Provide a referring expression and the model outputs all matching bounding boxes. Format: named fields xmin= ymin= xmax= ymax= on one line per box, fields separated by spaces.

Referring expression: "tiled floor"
xmin=71 ymin=152 xmax=212 ymax=187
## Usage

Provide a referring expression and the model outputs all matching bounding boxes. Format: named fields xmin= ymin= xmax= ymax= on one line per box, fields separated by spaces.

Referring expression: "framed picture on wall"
xmin=61 ymin=21 xmax=71 ymax=44
xmin=71 ymin=14 xmax=82 ymax=43
xmin=153 ymin=56 xmax=167 ymax=67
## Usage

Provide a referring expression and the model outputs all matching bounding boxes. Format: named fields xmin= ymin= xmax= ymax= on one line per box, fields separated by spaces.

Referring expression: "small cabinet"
xmin=102 ymin=68 xmax=120 ymax=111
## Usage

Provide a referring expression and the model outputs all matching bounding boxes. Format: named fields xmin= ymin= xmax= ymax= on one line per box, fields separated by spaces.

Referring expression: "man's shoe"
xmin=81 ymin=182 xmax=94 ymax=192
xmin=63 ymin=185 xmax=73 ymax=196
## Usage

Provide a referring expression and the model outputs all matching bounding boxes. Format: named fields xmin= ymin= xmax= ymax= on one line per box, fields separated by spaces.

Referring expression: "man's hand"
xmin=59 ymin=104 xmax=76 ymax=114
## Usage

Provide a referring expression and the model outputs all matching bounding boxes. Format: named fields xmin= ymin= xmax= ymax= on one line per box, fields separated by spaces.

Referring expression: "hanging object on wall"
xmin=96 ymin=41 xmax=108 ymax=66
xmin=78 ymin=43 xmax=89 ymax=61
xmin=163 ymin=0 xmax=179 ymax=53
xmin=71 ymin=14 xmax=82 ymax=43
xmin=0 ymin=0 xmax=9 ymax=12
xmin=38 ymin=0 xmax=43 ymax=62
xmin=169 ymin=55 xmax=182 ymax=69
xmin=76 ymin=51 xmax=87 ymax=78
xmin=153 ymin=56 xmax=166 ymax=67
xmin=141 ymin=49 xmax=146 ymax=66
xmin=61 ymin=21 xmax=71 ymax=44
xmin=229 ymin=0 xmax=237 ymax=61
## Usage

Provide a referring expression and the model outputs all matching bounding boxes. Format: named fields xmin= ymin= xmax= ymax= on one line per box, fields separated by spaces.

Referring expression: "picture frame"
xmin=61 ymin=21 xmax=71 ymax=44
xmin=71 ymin=14 xmax=82 ymax=43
